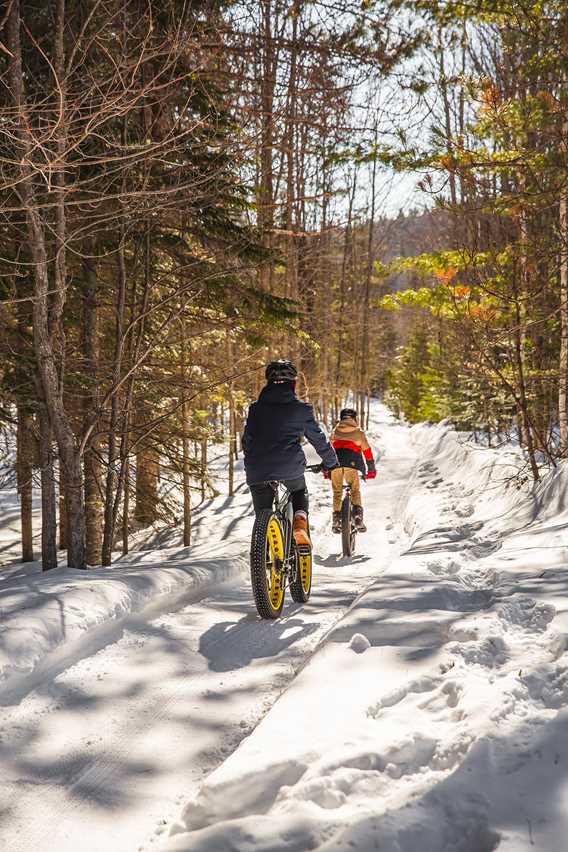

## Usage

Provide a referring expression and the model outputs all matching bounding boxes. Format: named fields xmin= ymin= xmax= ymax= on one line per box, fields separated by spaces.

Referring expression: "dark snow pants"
xmin=249 ymin=476 xmax=309 ymax=516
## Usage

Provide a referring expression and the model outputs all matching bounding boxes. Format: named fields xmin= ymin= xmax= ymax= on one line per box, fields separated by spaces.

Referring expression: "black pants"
xmin=249 ymin=476 xmax=309 ymax=516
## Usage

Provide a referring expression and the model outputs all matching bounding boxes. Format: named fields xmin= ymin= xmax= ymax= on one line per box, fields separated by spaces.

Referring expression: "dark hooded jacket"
xmin=242 ymin=382 xmax=338 ymax=485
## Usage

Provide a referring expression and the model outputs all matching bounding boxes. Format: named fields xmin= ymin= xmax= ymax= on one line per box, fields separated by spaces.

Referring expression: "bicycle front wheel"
xmin=250 ymin=510 xmax=286 ymax=618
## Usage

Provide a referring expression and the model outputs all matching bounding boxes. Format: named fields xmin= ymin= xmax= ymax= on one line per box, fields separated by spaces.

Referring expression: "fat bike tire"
xmin=290 ymin=539 xmax=312 ymax=603
xmin=341 ymin=495 xmax=356 ymax=557
xmin=250 ymin=509 xmax=286 ymax=619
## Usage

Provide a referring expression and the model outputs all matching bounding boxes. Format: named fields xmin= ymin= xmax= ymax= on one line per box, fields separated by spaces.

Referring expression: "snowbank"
xmin=408 ymin=420 xmax=568 ymax=541
xmin=0 ymin=542 xmax=248 ymax=693
xmin=0 ymin=452 xmax=253 ymax=696
xmin=162 ymin=414 xmax=568 ymax=852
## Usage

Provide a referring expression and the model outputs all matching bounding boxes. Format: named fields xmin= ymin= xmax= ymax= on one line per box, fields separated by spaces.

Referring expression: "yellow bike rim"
xmin=267 ymin=517 xmax=285 ymax=611
xmin=298 ymin=551 xmax=312 ymax=593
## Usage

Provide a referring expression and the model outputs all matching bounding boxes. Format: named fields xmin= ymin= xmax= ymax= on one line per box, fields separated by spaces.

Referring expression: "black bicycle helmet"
xmin=265 ymin=359 xmax=298 ymax=383
xmin=340 ymin=407 xmax=358 ymax=420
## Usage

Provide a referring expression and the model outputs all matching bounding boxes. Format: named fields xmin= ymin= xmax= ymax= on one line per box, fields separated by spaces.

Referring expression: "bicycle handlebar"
xmin=307 ymin=463 xmax=370 ymax=479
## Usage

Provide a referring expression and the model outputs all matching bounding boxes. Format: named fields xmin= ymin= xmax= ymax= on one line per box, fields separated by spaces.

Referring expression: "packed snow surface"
xmin=2 ymin=405 xmax=568 ymax=851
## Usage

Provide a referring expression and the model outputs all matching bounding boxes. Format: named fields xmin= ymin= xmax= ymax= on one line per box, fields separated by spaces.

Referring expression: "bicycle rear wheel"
xmin=290 ymin=539 xmax=312 ymax=603
xmin=341 ymin=494 xmax=356 ymax=557
xmin=250 ymin=510 xmax=286 ymax=618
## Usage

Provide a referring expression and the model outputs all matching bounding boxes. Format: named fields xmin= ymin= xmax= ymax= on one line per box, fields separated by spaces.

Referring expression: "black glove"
xmin=366 ymin=459 xmax=376 ymax=480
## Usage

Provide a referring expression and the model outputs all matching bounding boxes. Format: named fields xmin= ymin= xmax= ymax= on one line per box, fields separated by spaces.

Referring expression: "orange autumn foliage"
xmin=454 ymin=285 xmax=470 ymax=300
xmin=436 ymin=267 xmax=458 ymax=285
xmin=470 ymin=304 xmax=497 ymax=322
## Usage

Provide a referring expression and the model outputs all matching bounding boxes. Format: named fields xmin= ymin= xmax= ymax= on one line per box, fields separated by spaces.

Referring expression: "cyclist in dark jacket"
xmin=243 ymin=360 xmax=338 ymax=547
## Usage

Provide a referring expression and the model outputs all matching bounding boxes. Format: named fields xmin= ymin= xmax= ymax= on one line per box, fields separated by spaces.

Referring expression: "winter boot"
xmin=353 ymin=505 xmax=366 ymax=532
xmin=332 ymin=511 xmax=342 ymax=533
xmin=293 ymin=511 xmax=311 ymax=548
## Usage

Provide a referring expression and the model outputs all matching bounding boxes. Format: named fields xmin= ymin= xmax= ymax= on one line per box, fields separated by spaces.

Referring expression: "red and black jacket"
xmin=330 ymin=417 xmax=375 ymax=476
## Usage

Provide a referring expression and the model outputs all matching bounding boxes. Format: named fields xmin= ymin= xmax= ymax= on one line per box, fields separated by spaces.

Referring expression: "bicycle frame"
xmin=267 ymin=482 xmax=296 ymax=580
xmin=267 ymin=462 xmax=320 ymax=581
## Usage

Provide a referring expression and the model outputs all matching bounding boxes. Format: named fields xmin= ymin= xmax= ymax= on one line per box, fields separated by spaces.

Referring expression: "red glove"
xmin=366 ymin=470 xmax=377 ymax=480
xmin=324 ymin=463 xmax=341 ymax=480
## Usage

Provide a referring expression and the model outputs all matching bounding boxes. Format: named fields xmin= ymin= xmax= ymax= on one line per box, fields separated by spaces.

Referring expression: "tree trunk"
xmin=284 ymin=6 xmax=299 ymax=353
xmin=258 ymin=0 xmax=277 ymax=291
xmin=59 ymin=468 xmax=67 ymax=551
xmin=64 ymin=454 xmax=87 ymax=567
xmin=559 ymin=115 xmax=568 ymax=448
xmin=38 ymin=407 xmax=57 ymax=571
xmin=84 ymin=454 xmax=102 ymax=564
xmin=101 ymin=235 xmax=127 ymax=565
xmin=201 ymin=437 xmax=208 ymax=503
xmin=182 ymin=409 xmax=191 ymax=547
xmin=335 ymin=169 xmax=358 ymax=396
xmin=16 ymin=405 xmax=34 ymax=562
xmin=227 ymin=336 xmax=236 ymax=496
xmin=180 ymin=319 xmax=191 ymax=546
xmin=83 ymin=252 xmax=103 ymax=565
xmin=361 ymin=115 xmax=379 ymax=409
xmin=438 ymin=29 xmax=458 ymax=209
xmin=133 ymin=226 xmax=157 ymax=527
xmin=135 ymin=438 xmax=160 ymax=526
xmin=513 ymin=273 xmax=540 ymax=481
xmin=122 ymin=452 xmax=130 ymax=555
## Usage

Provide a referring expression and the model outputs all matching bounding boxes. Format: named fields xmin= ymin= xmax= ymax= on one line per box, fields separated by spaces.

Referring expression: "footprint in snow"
xmin=418 ymin=462 xmax=438 ymax=473
xmin=498 ymin=596 xmax=555 ymax=634
xmin=523 ymin=662 xmax=568 ymax=709
xmin=470 ymin=539 xmax=501 ymax=558
xmin=458 ymin=521 xmax=484 ymax=536
xmin=368 ymin=675 xmax=440 ymax=717
xmin=417 ymin=679 xmax=463 ymax=714
xmin=426 ymin=558 xmax=462 ymax=576
xmin=426 ymin=477 xmax=444 ymax=489
xmin=451 ymin=634 xmax=508 ymax=668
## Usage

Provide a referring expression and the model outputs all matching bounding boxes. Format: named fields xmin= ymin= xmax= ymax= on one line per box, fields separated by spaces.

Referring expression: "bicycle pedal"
xmin=296 ymin=544 xmax=311 ymax=556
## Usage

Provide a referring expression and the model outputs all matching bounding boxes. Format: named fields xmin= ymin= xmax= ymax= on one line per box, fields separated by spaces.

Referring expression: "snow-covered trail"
xmin=0 ymin=410 xmax=415 ymax=852
xmin=160 ymin=415 xmax=568 ymax=852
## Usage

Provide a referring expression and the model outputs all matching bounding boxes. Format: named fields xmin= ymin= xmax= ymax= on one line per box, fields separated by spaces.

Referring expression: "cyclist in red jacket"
xmin=328 ymin=408 xmax=376 ymax=533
